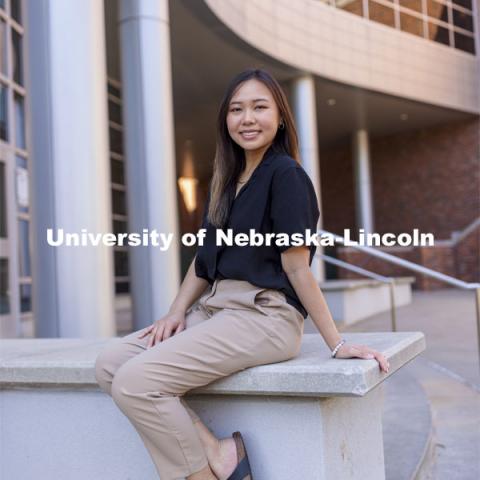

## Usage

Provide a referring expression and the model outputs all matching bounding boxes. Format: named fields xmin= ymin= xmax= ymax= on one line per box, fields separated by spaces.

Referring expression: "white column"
xmin=118 ymin=0 xmax=180 ymax=329
xmin=353 ymin=129 xmax=375 ymax=234
xmin=291 ymin=75 xmax=325 ymax=282
xmin=25 ymin=0 xmax=115 ymax=337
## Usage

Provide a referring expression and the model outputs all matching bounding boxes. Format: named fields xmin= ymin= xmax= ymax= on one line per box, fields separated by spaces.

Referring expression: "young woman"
xmin=95 ymin=68 xmax=389 ymax=480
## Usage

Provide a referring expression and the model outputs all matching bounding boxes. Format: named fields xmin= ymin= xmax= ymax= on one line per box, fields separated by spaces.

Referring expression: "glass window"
xmin=108 ymin=99 xmax=122 ymax=125
xmin=452 ymin=0 xmax=472 ymax=10
xmin=335 ymin=0 xmax=363 ymax=17
xmin=115 ymin=281 xmax=130 ymax=294
xmin=400 ymin=12 xmax=425 ymax=37
xmin=18 ymin=219 xmax=31 ymax=277
xmin=427 ymin=0 xmax=449 ymax=23
xmin=15 ymin=165 xmax=28 ymax=213
xmin=368 ymin=1 xmax=395 ymax=28
xmin=0 ymin=83 xmax=7 ymax=141
xmin=428 ymin=22 xmax=451 ymax=46
xmin=113 ymin=220 xmax=128 ymax=236
xmin=11 ymin=0 xmax=22 ymax=25
xmin=453 ymin=10 xmax=473 ymax=32
xmin=0 ymin=257 xmax=9 ymax=314
xmin=0 ymin=161 xmax=7 ymax=237
xmin=454 ymin=31 xmax=475 ymax=53
xmin=20 ymin=283 xmax=31 ymax=312
xmin=112 ymin=189 xmax=127 ymax=215
xmin=400 ymin=0 xmax=422 ymax=14
xmin=114 ymin=250 xmax=129 ymax=277
xmin=107 ymin=83 xmax=121 ymax=97
xmin=12 ymin=29 xmax=23 ymax=85
xmin=110 ymin=158 xmax=125 ymax=184
xmin=0 ymin=19 xmax=7 ymax=76
xmin=15 ymin=154 xmax=26 ymax=168
xmin=14 ymin=92 xmax=25 ymax=149
xmin=109 ymin=127 xmax=123 ymax=155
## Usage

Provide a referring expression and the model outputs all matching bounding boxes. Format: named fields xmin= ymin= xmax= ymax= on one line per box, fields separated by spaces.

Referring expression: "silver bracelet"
xmin=331 ymin=338 xmax=346 ymax=358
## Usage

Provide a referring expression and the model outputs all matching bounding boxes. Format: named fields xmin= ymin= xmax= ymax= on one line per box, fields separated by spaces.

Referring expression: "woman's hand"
xmin=137 ymin=310 xmax=186 ymax=348
xmin=334 ymin=342 xmax=390 ymax=373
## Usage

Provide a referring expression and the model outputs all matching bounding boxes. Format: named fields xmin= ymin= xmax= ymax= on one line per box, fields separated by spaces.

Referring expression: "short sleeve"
xmin=270 ymin=166 xmax=320 ymax=254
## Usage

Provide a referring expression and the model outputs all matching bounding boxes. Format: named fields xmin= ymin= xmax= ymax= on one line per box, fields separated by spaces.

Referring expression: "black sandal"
xmin=227 ymin=431 xmax=253 ymax=480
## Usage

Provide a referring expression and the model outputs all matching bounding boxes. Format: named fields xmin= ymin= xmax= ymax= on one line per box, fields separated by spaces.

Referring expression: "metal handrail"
xmin=317 ymin=228 xmax=480 ymax=375
xmin=320 ymin=254 xmax=398 ymax=331
xmin=318 ymin=229 xmax=480 ymax=289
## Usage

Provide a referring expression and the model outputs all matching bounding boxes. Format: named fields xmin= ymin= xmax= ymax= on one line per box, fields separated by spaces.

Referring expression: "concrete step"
xmin=382 ymin=360 xmax=435 ymax=480
xmin=406 ymin=358 xmax=480 ymax=480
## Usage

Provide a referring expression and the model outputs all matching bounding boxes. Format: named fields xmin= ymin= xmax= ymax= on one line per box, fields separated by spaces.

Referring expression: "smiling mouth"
xmin=240 ymin=131 xmax=261 ymax=139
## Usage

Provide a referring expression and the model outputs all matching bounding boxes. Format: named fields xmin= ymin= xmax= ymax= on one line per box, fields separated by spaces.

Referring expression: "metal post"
xmin=389 ymin=282 xmax=397 ymax=332
xmin=475 ymin=288 xmax=480 ymax=376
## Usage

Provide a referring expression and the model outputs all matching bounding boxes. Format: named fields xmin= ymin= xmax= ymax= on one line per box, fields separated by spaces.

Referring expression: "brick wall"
xmin=336 ymin=245 xmax=462 ymax=290
xmin=454 ymin=225 xmax=480 ymax=283
xmin=321 ymin=117 xmax=480 ymax=288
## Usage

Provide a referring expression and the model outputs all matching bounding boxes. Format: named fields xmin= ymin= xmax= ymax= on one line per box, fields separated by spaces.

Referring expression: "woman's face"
xmin=226 ymin=79 xmax=281 ymax=154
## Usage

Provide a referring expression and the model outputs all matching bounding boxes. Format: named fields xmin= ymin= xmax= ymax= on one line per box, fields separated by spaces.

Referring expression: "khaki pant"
xmin=95 ymin=278 xmax=304 ymax=480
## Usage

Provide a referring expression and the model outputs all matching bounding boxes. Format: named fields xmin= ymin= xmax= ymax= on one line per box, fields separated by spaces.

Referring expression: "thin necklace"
xmin=238 ymin=162 xmax=258 ymax=183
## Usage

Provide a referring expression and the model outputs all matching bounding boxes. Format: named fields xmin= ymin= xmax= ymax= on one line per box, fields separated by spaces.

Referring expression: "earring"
xmin=279 ymin=122 xmax=285 ymax=130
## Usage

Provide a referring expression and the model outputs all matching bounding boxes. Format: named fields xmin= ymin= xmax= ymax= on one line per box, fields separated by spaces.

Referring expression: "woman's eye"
xmin=230 ymin=106 xmax=267 ymax=112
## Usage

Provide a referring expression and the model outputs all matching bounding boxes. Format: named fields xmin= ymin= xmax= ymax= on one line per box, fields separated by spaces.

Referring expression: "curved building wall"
xmin=204 ymin=0 xmax=480 ymax=113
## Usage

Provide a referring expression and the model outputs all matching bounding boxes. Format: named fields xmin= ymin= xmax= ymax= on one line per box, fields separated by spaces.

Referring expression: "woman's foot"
xmin=206 ymin=436 xmax=239 ymax=480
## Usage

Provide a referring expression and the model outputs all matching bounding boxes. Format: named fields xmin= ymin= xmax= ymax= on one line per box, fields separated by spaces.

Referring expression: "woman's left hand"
xmin=334 ymin=342 xmax=390 ymax=373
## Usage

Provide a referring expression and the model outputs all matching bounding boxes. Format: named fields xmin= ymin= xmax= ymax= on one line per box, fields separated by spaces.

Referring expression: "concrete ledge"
xmin=1 ymin=332 xmax=424 ymax=396
xmin=0 ymin=332 xmax=426 ymax=480
xmin=319 ymin=277 xmax=415 ymax=325
xmin=319 ymin=276 xmax=415 ymax=292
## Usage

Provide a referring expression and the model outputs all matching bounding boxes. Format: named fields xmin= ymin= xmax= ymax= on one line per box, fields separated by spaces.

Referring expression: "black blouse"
xmin=195 ymin=144 xmax=320 ymax=318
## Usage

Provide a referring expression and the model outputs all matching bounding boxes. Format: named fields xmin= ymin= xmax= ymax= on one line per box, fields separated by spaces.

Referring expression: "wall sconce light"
xmin=178 ymin=177 xmax=198 ymax=214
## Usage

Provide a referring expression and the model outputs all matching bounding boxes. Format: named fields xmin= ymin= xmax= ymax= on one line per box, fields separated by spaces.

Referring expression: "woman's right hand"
xmin=137 ymin=310 xmax=186 ymax=348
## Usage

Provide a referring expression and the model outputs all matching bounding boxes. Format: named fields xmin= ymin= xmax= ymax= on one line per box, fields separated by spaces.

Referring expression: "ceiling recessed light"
xmin=400 ymin=113 xmax=408 ymax=121
xmin=327 ymin=98 xmax=336 ymax=106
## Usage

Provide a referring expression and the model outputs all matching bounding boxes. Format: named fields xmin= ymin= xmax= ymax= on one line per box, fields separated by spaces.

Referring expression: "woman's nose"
xmin=242 ymin=109 xmax=255 ymax=123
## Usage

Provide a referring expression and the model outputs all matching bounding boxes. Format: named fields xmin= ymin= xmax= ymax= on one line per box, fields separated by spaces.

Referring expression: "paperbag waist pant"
xmin=95 ymin=278 xmax=304 ymax=480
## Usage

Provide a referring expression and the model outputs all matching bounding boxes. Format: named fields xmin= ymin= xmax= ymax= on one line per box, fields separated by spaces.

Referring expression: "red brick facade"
xmin=454 ymin=225 xmax=480 ymax=283
xmin=321 ymin=117 xmax=480 ymax=288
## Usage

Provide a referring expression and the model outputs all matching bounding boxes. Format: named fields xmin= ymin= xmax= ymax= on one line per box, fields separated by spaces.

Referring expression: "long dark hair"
xmin=207 ymin=68 xmax=300 ymax=228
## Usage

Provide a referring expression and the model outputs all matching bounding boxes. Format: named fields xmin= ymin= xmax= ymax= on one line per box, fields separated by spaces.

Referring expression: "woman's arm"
xmin=138 ymin=255 xmax=209 ymax=347
xmin=281 ymin=246 xmax=342 ymax=350
xmin=168 ymin=254 xmax=210 ymax=314
xmin=280 ymin=246 xmax=389 ymax=373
